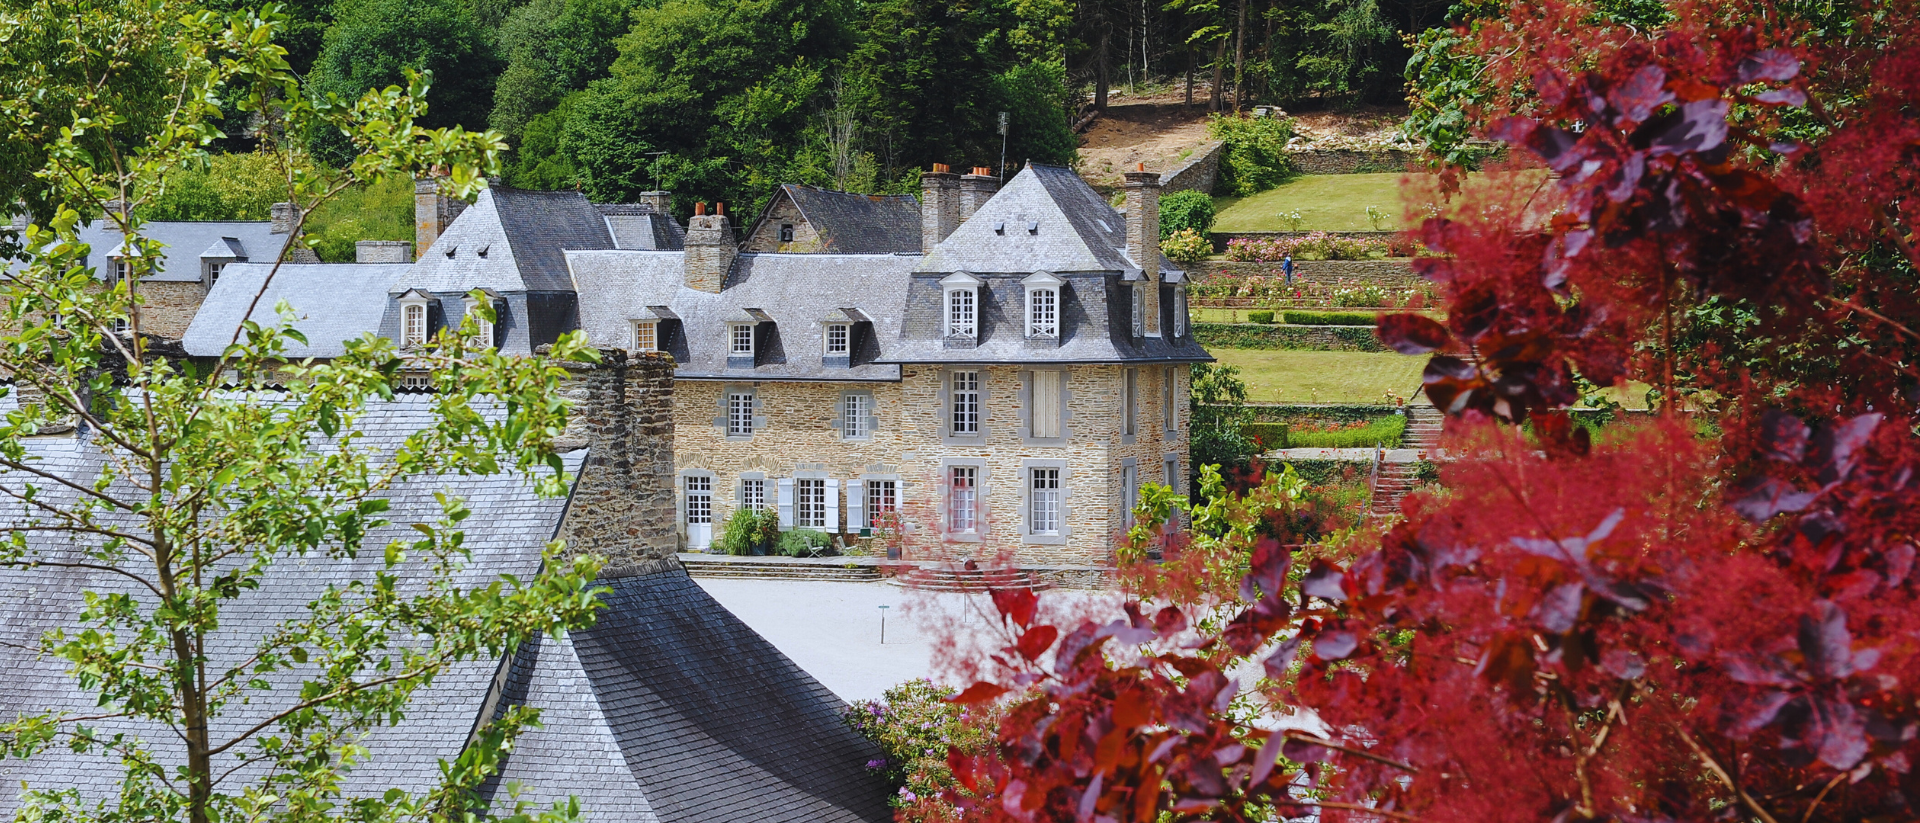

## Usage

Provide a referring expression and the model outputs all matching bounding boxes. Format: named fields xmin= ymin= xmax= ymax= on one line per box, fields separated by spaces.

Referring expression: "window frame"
xmin=947 ymin=465 xmax=979 ymax=535
xmin=685 ymin=474 xmax=714 ymax=526
xmin=463 ymin=295 xmax=495 ymax=350
xmin=824 ymin=323 xmax=850 ymax=355
xmin=1173 ymin=287 xmax=1188 ymax=337
xmin=1029 ymin=467 xmax=1062 ymax=535
xmin=779 ymin=223 xmax=795 ymax=243
xmin=740 ymin=477 xmax=767 ymax=511
xmin=842 ymin=391 xmax=873 ymax=439
xmin=726 ymin=390 xmax=755 ymax=437
xmin=1123 ymin=367 xmax=1138 ymax=438
xmin=1163 ymin=366 xmax=1176 ymax=432
xmin=940 ymin=272 xmax=982 ymax=340
xmin=950 ymin=370 xmax=981 ymax=437
xmin=864 ymin=479 xmax=898 ymax=530
xmin=1022 ymin=272 xmax=1063 ymax=340
xmin=729 ymin=323 xmax=755 ymax=356
xmin=1131 ymin=284 xmax=1146 ymax=337
xmin=399 ymin=295 xmax=431 ymax=347
xmin=795 ymin=477 xmax=827 ymax=529
xmin=631 ymin=319 xmax=658 ymax=353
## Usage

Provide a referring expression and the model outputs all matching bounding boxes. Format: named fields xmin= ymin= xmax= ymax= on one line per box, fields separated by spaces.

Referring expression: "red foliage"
xmin=942 ymin=0 xmax=1920 ymax=820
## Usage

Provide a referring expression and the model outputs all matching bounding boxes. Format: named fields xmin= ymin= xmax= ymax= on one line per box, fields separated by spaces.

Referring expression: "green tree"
xmin=1188 ymin=363 xmax=1261 ymax=486
xmin=308 ymin=0 xmax=501 ymax=161
xmin=0 ymin=6 xmax=600 ymax=823
xmin=488 ymin=0 xmax=638 ymax=145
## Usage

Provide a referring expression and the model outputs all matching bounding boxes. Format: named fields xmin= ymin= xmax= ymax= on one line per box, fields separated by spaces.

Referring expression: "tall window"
xmin=1123 ymin=368 xmax=1138 ymax=436
xmin=1029 ymin=468 xmax=1062 ymax=535
xmin=632 ymin=320 xmax=657 ymax=352
xmin=825 ymin=323 xmax=849 ymax=355
xmin=843 ymin=393 xmax=872 ymax=439
xmin=685 ymin=475 xmax=712 ymax=526
xmin=948 ymin=466 xmax=978 ymax=534
xmin=727 ymin=391 xmax=754 ymax=437
xmin=1031 ymin=371 xmax=1062 ymax=439
xmin=796 ymin=478 xmax=827 ymax=529
xmin=466 ymin=299 xmax=493 ymax=349
xmin=110 ymin=258 xmax=130 ymax=285
xmin=946 ymin=288 xmax=976 ymax=337
xmin=1122 ymin=463 xmax=1139 ymax=527
xmin=865 ymin=480 xmax=897 ymax=529
xmin=950 ymin=371 xmax=981 ymax=436
xmin=1163 ymin=367 xmax=1175 ymax=431
xmin=207 ymin=262 xmax=224 ymax=286
xmin=730 ymin=324 xmax=755 ymax=356
xmin=402 ymin=303 xmax=427 ymax=346
xmin=741 ymin=478 xmax=767 ymax=511
xmin=1131 ymin=286 xmax=1146 ymax=337
xmin=1027 ymin=287 xmax=1057 ymax=338
xmin=1174 ymin=288 xmax=1188 ymax=337
xmin=1165 ymin=456 xmax=1179 ymax=489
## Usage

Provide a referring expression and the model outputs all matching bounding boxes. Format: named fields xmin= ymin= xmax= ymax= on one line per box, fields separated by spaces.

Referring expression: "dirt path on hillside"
xmin=1075 ymin=97 xmax=1414 ymax=188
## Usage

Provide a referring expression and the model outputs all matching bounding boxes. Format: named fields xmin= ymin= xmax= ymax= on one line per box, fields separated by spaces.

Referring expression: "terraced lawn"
xmin=1210 ymin=349 xmax=1426 ymax=404
xmin=1212 ymin=170 xmax=1554 ymax=233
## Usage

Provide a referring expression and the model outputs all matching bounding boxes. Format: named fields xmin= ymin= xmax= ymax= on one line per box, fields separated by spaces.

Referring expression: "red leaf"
xmin=991 ymin=586 xmax=1038 ymax=628
xmin=1153 ymin=606 xmax=1188 ymax=636
xmin=1016 ymin=624 xmax=1059 ymax=661
xmin=949 ymin=681 xmax=1010 ymax=705
xmin=1377 ymin=313 xmax=1453 ymax=355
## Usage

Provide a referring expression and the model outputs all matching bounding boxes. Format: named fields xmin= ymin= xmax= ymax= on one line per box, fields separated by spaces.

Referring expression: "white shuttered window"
xmin=1032 ymin=371 xmax=1062 ymax=439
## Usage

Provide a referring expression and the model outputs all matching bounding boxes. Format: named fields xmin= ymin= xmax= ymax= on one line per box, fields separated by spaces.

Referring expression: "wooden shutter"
xmin=1033 ymin=371 xmax=1061 ymax=438
xmin=847 ymin=479 xmax=866 ymax=533
xmin=777 ymin=478 xmax=794 ymax=529
xmin=824 ymin=478 xmax=841 ymax=533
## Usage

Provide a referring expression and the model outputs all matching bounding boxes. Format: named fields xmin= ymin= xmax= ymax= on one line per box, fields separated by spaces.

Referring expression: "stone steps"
xmin=679 ymin=554 xmax=883 ymax=583
xmin=1371 ymin=461 xmax=1420 ymax=515
xmin=1403 ymin=404 xmax=1446 ymax=451
xmin=890 ymin=565 xmax=1054 ymax=593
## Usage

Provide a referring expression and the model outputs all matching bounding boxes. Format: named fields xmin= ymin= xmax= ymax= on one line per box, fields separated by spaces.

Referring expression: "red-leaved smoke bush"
xmin=941 ymin=1 xmax=1920 ymax=820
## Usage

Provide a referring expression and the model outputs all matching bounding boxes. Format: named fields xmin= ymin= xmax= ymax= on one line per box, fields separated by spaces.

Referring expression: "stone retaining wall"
xmin=1158 ymin=141 xmax=1223 ymax=195
xmin=1193 ymin=322 xmax=1386 ymax=352
xmin=1287 ymin=148 xmax=1421 ymax=175
xmin=1191 ymin=259 xmax=1419 ymax=287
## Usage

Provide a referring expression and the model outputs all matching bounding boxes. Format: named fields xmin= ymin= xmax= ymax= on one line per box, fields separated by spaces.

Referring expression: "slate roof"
xmin=181 ymin=261 xmax=406 ymax=357
xmin=568 ymin=251 xmax=916 ymax=382
xmin=880 ymin=271 xmax=1213 ymax=365
xmin=484 ymin=571 xmax=891 ymax=823
xmin=598 ymin=204 xmax=686 ymax=251
xmin=392 ymin=187 xmax=615 ymax=294
xmin=746 ymin=185 xmax=921 ymax=254
xmin=916 ymin=164 xmax=1184 ymax=282
xmin=30 ymin=219 xmax=293 ymax=282
xmin=0 ymin=398 xmax=891 ymax=822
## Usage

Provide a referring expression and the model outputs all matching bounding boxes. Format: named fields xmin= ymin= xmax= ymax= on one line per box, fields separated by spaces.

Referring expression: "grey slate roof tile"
xmin=12 ymin=220 xmax=293 ymax=282
xmin=393 ymin=187 xmax=615 ymax=295
xmin=181 ymin=261 xmax=408 ymax=357
xmin=746 ymin=185 xmax=921 ymax=254
xmin=915 ymin=164 xmax=1183 ymax=281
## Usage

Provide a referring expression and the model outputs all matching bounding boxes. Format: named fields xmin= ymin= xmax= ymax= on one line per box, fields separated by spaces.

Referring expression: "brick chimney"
xmin=414 ymin=175 xmax=469 ymax=257
xmin=1124 ymin=164 xmax=1162 ymax=336
xmin=636 ymin=190 xmax=672 ymax=214
xmin=550 ymin=348 xmax=679 ymax=570
xmin=270 ymin=202 xmax=298 ymax=235
xmin=683 ymin=201 xmax=735 ymax=293
xmin=920 ymin=164 xmax=960 ymax=252
xmin=959 ymin=167 xmax=998 ymax=224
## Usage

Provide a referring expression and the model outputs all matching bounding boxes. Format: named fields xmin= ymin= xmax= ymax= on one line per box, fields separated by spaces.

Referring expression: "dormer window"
xmin=398 ymin=290 xmax=434 ymax=347
xmin=632 ymin=320 xmax=657 ymax=352
xmin=207 ymin=262 xmax=225 ymax=285
xmin=1022 ymin=271 xmax=1062 ymax=339
xmin=1174 ymin=287 xmax=1188 ymax=337
xmin=941 ymin=272 xmax=981 ymax=340
xmin=463 ymin=294 xmax=495 ymax=350
xmin=825 ymin=323 xmax=849 ymax=355
xmin=1131 ymin=284 xmax=1146 ymax=338
xmin=109 ymin=258 xmax=130 ymax=286
xmin=730 ymin=323 xmax=755 ymax=356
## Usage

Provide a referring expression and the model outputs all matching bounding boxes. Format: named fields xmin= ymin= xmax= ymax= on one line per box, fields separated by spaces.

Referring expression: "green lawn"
xmin=1213 ymin=173 xmax=1410 ymax=233
xmin=1211 ymin=349 xmax=1426 ymax=404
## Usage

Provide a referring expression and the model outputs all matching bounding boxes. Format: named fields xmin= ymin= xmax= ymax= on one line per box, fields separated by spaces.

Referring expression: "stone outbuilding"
xmin=740 ymin=184 xmax=921 ymax=253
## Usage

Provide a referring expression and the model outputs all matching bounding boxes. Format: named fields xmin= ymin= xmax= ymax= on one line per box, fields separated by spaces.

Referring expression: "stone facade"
xmin=553 ymin=349 xmax=679 ymax=571
xmin=671 ymin=363 xmax=1188 ymax=566
xmin=741 ymin=195 xmax=824 ymax=253
xmin=134 ymin=280 xmax=208 ymax=340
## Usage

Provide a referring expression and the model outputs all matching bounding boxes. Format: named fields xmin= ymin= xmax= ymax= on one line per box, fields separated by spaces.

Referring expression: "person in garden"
xmin=1282 ymin=252 xmax=1294 ymax=285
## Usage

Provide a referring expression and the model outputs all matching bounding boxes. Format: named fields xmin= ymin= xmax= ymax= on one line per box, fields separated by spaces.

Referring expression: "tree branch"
xmin=1677 ymin=727 xmax=1780 ymax=823
xmin=204 ymin=670 xmax=422 ymax=756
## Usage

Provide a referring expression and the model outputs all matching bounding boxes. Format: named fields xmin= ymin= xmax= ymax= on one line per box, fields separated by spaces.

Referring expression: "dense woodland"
xmin=4 ymin=0 xmax=1476 ymax=224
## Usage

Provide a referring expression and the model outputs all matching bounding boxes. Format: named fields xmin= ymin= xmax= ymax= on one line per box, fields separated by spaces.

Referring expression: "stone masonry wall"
xmin=1286 ymin=149 xmax=1420 ymax=175
xmin=554 ymin=349 xmax=678 ymax=571
xmin=741 ymin=195 xmax=825 ymax=253
xmin=1191 ymin=259 xmax=1419 ymax=288
xmin=135 ymin=281 xmax=207 ymax=340
xmin=670 ymin=363 xmax=1190 ymax=568
xmin=1159 ymin=141 xmax=1223 ymax=195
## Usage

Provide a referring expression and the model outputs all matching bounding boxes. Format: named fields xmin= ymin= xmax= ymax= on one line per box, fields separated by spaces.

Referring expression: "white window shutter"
xmin=777 ymin=478 xmax=794 ymax=529
xmin=824 ymin=478 xmax=841 ymax=533
xmin=847 ymin=479 xmax=866 ymax=532
xmin=673 ymin=474 xmax=686 ymax=536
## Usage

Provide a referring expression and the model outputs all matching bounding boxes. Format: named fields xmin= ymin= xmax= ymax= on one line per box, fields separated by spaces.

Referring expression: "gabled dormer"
xmin=396 ymin=289 xmax=438 ymax=348
xmin=724 ymin=307 xmax=774 ymax=369
xmin=940 ymin=272 xmax=981 ymax=349
xmin=462 ymin=288 xmax=501 ymax=350
xmin=819 ymin=307 xmax=872 ymax=369
xmin=1021 ymin=271 xmax=1063 ymax=347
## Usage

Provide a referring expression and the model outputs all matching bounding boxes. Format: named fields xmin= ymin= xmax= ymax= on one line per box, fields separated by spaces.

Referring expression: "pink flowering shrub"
xmin=844 ymin=679 xmax=1004 ymax=822
xmin=1224 ymin=231 xmax=1393 ymax=261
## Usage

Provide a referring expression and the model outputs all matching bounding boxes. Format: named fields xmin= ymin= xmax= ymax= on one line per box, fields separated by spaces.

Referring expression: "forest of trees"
xmin=185 ymin=0 xmax=1463 ymax=217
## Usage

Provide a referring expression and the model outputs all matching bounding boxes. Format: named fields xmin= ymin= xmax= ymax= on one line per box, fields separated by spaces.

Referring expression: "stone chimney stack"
xmin=1124 ymin=164 xmax=1163 ymax=336
xmin=920 ymin=164 xmax=961 ymax=252
xmin=355 ymin=240 xmax=413 ymax=263
xmin=683 ymin=201 xmax=735 ymax=293
xmin=959 ymin=167 xmax=998 ymax=224
xmin=414 ymin=175 xmax=469 ymax=258
xmin=551 ymin=348 xmax=679 ymax=571
xmin=270 ymin=202 xmax=298 ymax=235
xmin=636 ymin=190 xmax=672 ymax=214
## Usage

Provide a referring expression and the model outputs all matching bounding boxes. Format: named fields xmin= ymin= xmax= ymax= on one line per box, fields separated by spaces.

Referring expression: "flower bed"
xmin=1223 ymin=231 xmax=1416 ymax=261
xmin=1189 ymin=275 xmax=1437 ymax=308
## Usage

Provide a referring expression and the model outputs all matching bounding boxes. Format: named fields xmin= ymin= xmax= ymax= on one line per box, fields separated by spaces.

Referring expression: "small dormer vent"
xmin=1026 ymin=221 xmax=1039 ymax=235
xmin=443 ymin=245 xmax=456 ymax=258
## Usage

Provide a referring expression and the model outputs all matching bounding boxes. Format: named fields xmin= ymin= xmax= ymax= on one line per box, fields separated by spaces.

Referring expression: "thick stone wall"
xmin=1192 ymin=323 xmax=1386 ymax=352
xmin=1286 ymin=149 xmax=1420 ymax=175
xmin=135 ymin=281 xmax=207 ymax=340
xmin=669 ymin=363 xmax=1190 ymax=567
xmin=1191 ymin=259 xmax=1419 ymax=288
xmin=554 ymin=349 xmax=678 ymax=571
xmin=1158 ymin=141 xmax=1223 ymax=195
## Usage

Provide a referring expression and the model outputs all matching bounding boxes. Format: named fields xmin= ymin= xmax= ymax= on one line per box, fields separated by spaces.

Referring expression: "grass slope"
xmin=1213 ymin=173 xmax=1409 ymax=232
xmin=1211 ymin=349 xmax=1425 ymax=404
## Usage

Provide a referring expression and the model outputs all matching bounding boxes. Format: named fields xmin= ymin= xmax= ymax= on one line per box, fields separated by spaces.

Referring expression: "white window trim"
xmin=946 ymin=464 xmax=981 ymax=537
xmin=464 ymin=295 xmax=495 ymax=350
xmin=631 ymin=319 xmax=658 ymax=352
xmin=842 ymin=391 xmax=874 ymax=439
xmin=1173 ymin=287 xmax=1188 ymax=337
xmin=1022 ymin=271 xmax=1063 ymax=339
xmin=739 ymin=475 xmax=768 ymax=511
xmin=824 ymin=323 xmax=850 ymax=355
xmin=940 ymin=272 xmax=982 ymax=339
xmin=399 ymin=294 xmax=431 ymax=347
xmin=1131 ymin=284 xmax=1146 ymax=337
xmin=858 ymin=476 xmax=900 ymax=532
xmin=950 ymin=370 xmax=981 ymax=437
xmin=726 ymin=390 xmax=755 ymax=437
xmin=729 ymin=323 xmax=755 ymax=356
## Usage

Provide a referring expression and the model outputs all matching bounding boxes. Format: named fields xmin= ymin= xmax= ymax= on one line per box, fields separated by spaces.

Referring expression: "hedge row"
xmin=1242 ymin=414 xmax=1407 ymax=448
xmin=1247 ymin=403 xmax=1403 ymax=423
xmin=1192 ymin=322 xmax=1386 ymax=352
xmin=1281 ymin=310 xmax=1378 ymax=326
